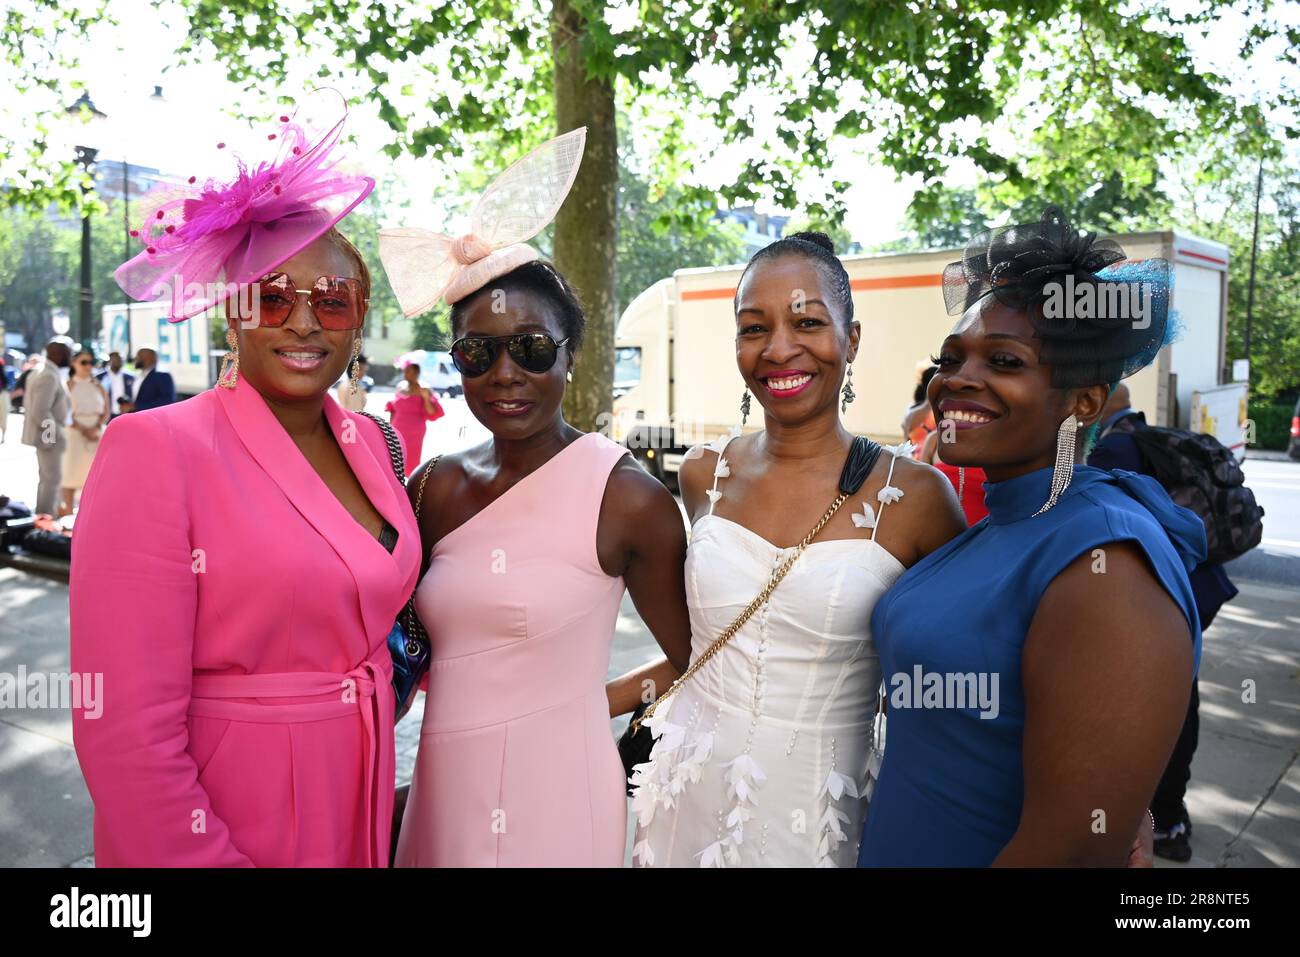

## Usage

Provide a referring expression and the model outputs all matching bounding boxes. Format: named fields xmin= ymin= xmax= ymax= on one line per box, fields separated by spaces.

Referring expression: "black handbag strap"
xmin=356 ymin=409 xmax=440 ymax=571
xmin=355 ymin=410 xmax=406 ymax=485
xmin=840 ymin=435 xmax=883 ymax=495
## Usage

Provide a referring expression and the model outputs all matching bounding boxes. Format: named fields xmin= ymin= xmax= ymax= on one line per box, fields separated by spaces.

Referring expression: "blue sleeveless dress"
xmin=857 ymin=464 xmax=1206 ymax=867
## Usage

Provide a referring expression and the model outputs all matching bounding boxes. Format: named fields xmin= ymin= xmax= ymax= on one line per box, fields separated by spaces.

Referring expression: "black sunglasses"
xmin=450 ymin=333 xmax=572 ymax=378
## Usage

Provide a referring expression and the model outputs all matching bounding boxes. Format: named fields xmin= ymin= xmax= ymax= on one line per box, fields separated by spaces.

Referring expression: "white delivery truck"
xmin=611 ymin=228 xmax=1244 ymax=484
xmin=101 ymin=301 xmax=215 ymax=397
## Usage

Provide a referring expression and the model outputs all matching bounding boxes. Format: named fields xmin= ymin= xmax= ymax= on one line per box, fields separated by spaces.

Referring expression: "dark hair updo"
xmin=450 ymin=260 xmax=586 ymax=353
xmin=942 ymin=205 xmax=1174 ymax=390
xmin=737 ymin=230 xmax=854 ymax=327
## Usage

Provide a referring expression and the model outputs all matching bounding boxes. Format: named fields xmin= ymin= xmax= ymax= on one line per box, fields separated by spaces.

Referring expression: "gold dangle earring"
xmin=1033 ymin=413 xmax=1079 ymax=516
xmin=348 ymin=337 xmax=363 ymax=395
xmin=219 ymin=329 xmax=239 ymax=389
xmin=841 ymin=364 xmax=856 ymax=413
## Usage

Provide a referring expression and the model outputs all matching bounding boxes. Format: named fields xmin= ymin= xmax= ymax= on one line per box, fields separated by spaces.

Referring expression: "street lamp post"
xmin=66 ymin=92 xmax=106 ymax=351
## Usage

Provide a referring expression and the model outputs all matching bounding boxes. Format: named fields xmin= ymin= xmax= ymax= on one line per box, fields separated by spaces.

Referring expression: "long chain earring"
xmin=218 ymin=329 xmax=239 ymax=389
xmin=348 ymin=337 xmax=363 ymax=395
xmin=1033 ymin=413 xmax=1079 ymax=516
xmin=740 ymin=388 xmax=752 ymax=426
xmin=841 ymin=365 xmax=856 ymax=413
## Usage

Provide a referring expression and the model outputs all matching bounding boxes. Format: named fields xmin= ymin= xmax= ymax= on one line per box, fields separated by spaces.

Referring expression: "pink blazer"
xmin=69 ymin=378 xmax=421 ymax=866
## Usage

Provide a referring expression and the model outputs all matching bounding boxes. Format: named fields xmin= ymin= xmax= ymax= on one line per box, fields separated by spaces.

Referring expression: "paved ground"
xmin=3 ymin=569 xmax=1296 ymax=868
xmin=1 ymin=403 xmax=1297 ymax=867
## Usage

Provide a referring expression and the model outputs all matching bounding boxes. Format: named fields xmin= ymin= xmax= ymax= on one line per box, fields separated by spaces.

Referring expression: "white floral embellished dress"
xmin=630 ymin=432 xmax=908 ymax=867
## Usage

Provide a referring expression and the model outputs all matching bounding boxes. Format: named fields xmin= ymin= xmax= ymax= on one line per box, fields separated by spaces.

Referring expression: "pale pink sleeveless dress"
xmin=395 ymin=432 xmax=631 ymax=867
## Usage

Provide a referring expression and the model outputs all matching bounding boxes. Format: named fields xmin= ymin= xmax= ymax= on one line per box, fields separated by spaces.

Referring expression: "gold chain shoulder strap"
xmin=411 ymin=455 xmax=441 ymax=574
xmin=413 ymin=454 xmax=439 ymax=519
xmin=631 ymin=489 xmax=850 ymax=733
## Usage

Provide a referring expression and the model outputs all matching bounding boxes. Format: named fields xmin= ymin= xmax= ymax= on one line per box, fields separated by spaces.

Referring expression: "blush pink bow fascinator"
xmin=114 ymin=90 xmax=375 ymax=322
xmin=378 ymin=127 xmax=586 ymax=315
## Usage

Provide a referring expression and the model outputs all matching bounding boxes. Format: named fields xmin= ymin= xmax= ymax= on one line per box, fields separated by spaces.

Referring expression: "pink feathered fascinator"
xmin=378 ymin=127 xmax=586 ymax=316
xmin=114 ymin=89 xmax=375 ymax=322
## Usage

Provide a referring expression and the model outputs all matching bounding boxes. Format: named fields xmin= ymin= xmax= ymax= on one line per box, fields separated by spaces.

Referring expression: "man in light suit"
xmin=121 ymin=346 xmax=175 ymax=413
xmin=21 ymin=337 xmax=73 ymax=515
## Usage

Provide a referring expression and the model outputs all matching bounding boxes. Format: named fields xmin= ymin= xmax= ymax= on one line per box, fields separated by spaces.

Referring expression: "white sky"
xmin=16 ymin=0 xmax=1300 ymax=248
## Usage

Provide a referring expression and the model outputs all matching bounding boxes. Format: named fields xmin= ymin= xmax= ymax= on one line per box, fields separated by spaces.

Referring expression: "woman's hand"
xmin=607 ymin=658 xmax=681 ymax=718
xmin=1126 ymin=812 xmax=1155 ymax=868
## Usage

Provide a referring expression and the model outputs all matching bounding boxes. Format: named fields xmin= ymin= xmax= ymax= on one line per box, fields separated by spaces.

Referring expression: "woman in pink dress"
xmin=385 ymin=361 xmax=443 ymax=476
xmin=69 ymin=100 xmax=420 ymax=867
xmin=378 ymin=130 xmax=692 ymax=866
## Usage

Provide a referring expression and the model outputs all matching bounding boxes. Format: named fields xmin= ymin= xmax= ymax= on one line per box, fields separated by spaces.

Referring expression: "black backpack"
xmin=1110 ymin=415 xmax=1265 ymax=564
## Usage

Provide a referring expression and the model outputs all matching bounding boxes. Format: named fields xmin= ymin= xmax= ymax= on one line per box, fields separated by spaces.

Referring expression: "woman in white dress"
xmin=60 ymin=349 xmax=109 ymax=515
xmin=628 ymin=232 xmax=966 ymax=867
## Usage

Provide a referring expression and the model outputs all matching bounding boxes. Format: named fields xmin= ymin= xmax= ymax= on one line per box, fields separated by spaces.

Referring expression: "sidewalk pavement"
xmin=1 ymin=563 xmax=1296 ymax=867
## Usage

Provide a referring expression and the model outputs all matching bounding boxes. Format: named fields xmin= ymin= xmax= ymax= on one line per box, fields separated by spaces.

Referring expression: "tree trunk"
xmin=551 ymin=0 xmax=618 ymax=434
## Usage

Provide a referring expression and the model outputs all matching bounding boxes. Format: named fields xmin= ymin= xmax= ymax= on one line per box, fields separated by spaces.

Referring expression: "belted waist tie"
xmin=188 ymin=659 xmax=394 ymax=867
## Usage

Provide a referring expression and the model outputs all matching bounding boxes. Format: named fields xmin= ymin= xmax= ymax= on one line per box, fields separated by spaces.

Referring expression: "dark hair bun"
xmin=788 ymin=230 xmax=835 ymax=254
xmin=741 ymin=228 xmax=854 ymax=325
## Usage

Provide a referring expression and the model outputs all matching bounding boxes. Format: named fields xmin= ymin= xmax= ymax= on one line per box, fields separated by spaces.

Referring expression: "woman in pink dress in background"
xmin=386 ymin=361 xmax=443 ymax=476
xmin=378 ymin=130 xmax=692 ymax=866
xmin=70 ymin=100 xmax=420 ymax=867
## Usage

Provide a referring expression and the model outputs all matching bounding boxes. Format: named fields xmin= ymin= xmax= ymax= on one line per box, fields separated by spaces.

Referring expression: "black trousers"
xmin=1149 ymin=604 xmax=1216 ymax=831
xmin=1150 ymin=677 xmax=1200 ymax=829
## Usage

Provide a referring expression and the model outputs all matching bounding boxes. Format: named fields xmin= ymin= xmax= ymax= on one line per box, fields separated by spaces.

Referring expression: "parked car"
xmin=396 ymin=349 xmax=463 ymax=397
xmin=1289 ymin=396 xmax=1300 ymax=461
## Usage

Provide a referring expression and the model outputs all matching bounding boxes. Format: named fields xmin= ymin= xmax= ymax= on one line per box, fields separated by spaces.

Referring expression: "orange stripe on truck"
xmin=680 ymin=273 xmax=943 ymax=301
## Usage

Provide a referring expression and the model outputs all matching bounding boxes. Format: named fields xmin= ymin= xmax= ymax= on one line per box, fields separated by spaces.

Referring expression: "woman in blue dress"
xmin=859 ymin=206 xmax=1206 ymax=867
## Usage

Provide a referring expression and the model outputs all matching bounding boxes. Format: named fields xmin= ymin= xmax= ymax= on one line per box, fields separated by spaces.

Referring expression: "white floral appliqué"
xmin=877 ymin=485 xmax=904 ymax=505
xmin=851 ymin=502 xmax=876 ymax=529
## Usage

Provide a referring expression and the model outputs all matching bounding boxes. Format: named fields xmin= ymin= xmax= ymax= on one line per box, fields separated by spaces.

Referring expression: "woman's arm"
xmin=599 ymin=460 xmax=692 ymax=717
xmin=993 ymin=543 xmax=1193 ymax=867
xmin=878 ymin=457 xmax=968 ymax=566
xmin=69 ymin=413 xmax=253 ymax=866
xmin=608 ymin=658 xmax=681 ymax=719
xmin=920 ymin=428 xmax=939 ymax=465
xmin=423 ymin=389 xmax=444 ymax=422
xmin=93 ymin=381 xmax=110 ymax=429
xmin=901 ymin=401 xmax=929 ymax=438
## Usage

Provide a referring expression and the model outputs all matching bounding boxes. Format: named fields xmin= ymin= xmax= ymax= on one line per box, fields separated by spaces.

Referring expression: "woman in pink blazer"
xmin=70 ymin=102 xmax=419 ymax=866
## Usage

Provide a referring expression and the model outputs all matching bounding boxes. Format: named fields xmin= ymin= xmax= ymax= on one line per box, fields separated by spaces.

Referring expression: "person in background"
xmin=11 ymin=355 xmax=40 ymax=413
xmin=59 ymin=349 xmax=110 ymax=515
xmin=1087 ymin=381 xmax=1238 ymax=863
xmin=123 ymin=346 xmax=176 ymax=412
xmin=901 ymin=362 xmax=938 ymax=458
xmin=337 ymin=352 xmax=372 ymax=412
xmin=20 ymin=337 xmax=73 ymax=515
xmin=95 ymin=351 xmax=135 ymax=421
xmin=919 ymin=420 xmax=990 ymax=525
xmin=385 ymin=360 xmax=443 ymax=476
